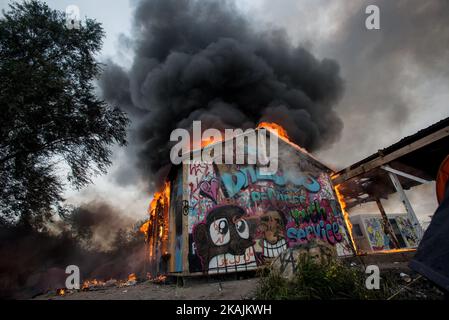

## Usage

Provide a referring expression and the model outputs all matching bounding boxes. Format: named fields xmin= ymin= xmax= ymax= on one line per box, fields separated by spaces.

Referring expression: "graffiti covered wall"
xmin=362 ymin=215 xmax=419 ymax=252
xmin=395 ymin=216 xmax=419 ymax=247
xmin=364 ymin=217 xmax=391 ymax=251
xmin=185 ymin=147 xmax=353 ymax=274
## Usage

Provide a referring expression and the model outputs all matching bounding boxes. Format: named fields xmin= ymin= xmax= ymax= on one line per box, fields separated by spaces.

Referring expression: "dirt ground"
xmin=34 ymin=278 xmax=259 ymax=300
xmin=33 ymin=252 xmax=444 ymax=300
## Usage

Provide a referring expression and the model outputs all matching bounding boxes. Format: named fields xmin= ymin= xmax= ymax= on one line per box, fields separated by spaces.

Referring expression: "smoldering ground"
xmin=100 ymin=0 xmax=346 ymax=190
xmin=0 ymin=201 xmax=146 ymax=299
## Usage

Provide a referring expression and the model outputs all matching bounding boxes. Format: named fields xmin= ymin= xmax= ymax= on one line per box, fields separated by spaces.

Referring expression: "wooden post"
xmin=150 ymin=206 xmax=158 ymax=274
xmin=375 ymin=198 xmax=401 ymax=249
xmin=142 ymin=237 xmax=148 ymax=279
xmin=182 ymin=163 xmax=190 ymax=274
xmin=147 ymin=220 xmax=154 ymax=276
xmin=387 ymin=172 xmax=424 ymax=240
xmin=168 ymin=184 xmax=176 ymax=273
xmin=155 ymin=201 xmax=162 ymax=275
xmin=143 ymin=223 xmax=151 ymax=278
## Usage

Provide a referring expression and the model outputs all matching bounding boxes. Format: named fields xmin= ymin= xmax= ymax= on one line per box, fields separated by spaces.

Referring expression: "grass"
xmin=254 ymin=253 xmax=432 ymax=300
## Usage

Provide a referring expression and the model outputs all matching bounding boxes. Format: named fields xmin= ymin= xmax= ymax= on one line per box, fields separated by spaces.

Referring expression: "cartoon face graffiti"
xmin=193 ymin=205 xmax=257 ymax=274
xmin=259 ymin=210 xmax=287 ymax=258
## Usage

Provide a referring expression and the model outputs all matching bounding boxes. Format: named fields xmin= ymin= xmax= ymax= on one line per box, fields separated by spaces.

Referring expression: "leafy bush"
xmin=256 ymin=255 xmax=394 ymax=300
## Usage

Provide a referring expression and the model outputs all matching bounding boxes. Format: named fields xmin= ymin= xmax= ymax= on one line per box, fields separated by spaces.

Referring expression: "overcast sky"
xmin=1 ymin=0 xmax=133 ymax=59
xmin=2 ymin=0 xmax=447 ymax=221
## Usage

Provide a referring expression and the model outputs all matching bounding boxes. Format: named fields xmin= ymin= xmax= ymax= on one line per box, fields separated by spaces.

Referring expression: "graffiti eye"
xmin=236 ymin=220 xmax=249 ymax=239
xmin=210 ymin=218 xmax=230 ymax=246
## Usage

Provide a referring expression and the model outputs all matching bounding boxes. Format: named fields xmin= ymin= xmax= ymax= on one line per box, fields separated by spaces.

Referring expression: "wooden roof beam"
xmin=381 ymin=165 xmax=432 ymax=184
xmin=332 ymin=126 xmax=449 ymax=185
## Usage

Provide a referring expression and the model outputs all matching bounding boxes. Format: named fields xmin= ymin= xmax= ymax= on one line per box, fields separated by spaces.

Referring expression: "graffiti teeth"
xmin=208 ymin=247 xmax=256 ymax=274
xmin=263 ymin=239 xmax=287 ymax=258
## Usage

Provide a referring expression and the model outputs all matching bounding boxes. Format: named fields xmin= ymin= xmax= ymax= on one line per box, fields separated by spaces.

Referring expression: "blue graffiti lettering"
xmin=221 ymin=166 xmax=320 ymax=197
xmin=287 ymin=221 xmax=342 ymax=245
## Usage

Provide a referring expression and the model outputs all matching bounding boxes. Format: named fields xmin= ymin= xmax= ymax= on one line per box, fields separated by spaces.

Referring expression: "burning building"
xmin=140 ymin=116 xmax=449 ymax=276
xmin=142 ymin=124 xmax=354 ymax=275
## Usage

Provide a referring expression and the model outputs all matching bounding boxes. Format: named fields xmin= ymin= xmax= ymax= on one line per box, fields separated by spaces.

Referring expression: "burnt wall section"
xmin=146 ymin=182 xmax=170 ymax=275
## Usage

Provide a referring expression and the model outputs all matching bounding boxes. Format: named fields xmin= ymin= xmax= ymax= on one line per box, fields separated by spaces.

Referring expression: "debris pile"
xmin=52 ymin=272 xmax=170 ymax=298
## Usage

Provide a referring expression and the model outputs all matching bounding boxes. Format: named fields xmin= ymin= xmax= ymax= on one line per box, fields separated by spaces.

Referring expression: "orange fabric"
xmin=436 ymin=155 xmax=449 ymax=204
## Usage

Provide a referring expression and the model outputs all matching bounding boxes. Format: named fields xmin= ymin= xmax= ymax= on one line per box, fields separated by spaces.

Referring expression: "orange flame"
xmin=154 ymin=274 xmax=167 ymax=283
xmin=156 ymin=181 xmax=170 ymax=243
xmin=335 ymin=185 xmax=358 ymax=254
xmin=139 ymin=221 xmax=150 ymax=237
xmin=82 ymin=279 xmax=106 ymax=290
xmin=57 ymin=288 xmax=65 ymax=296
xmin=374 ymin=248 xmax=416 ymax=254
xmin=257 ymin=122 xmax=291 ymax=142
xmin=201 ymin=136 xmax=222 ymax=148
xmin=140 ymin=181 xmax=171 ymax=262
xmin=159 ymin=225 xmax=163 ymax=238
xmin=149 ymin=192 xmax=162 ymax=216
xmin=128 ymin=273 xmax=137 ymax=282
xmin=140 ymin=182 xmax=171 ymax=235
xmin=157 ymin=274 xmax=167 ymax=282
xmin=256 ymin=121 xmax=329 ymax=167
xmin=149 ymin=182 xmax=171 ymax=214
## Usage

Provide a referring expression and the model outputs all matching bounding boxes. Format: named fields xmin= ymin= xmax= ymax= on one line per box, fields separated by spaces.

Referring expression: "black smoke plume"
xmin=101 ymin=0 xmax=345 ymax=188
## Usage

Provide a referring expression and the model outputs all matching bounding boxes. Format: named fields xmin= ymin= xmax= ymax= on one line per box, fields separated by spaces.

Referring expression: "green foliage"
xmin=256 ymin=255 xmax=394 ymax=300
xmin=0 ymin=1 xmax=129 ymax=227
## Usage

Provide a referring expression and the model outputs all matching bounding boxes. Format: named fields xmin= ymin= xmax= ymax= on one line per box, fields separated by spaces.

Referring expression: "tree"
xmin=0 ymin=1 xmax=129 ymax=227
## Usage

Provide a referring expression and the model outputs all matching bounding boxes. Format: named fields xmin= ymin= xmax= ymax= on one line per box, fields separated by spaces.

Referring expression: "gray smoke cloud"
xmin=66 ymin=201 xmax=136 ymax=251
xmin=326 ymin=0 xmax=449 ymax=162
xmin=100 ymin=0 xmax=345 ymax=188
xmin=246 ymin=0 xmax=449 ymax=168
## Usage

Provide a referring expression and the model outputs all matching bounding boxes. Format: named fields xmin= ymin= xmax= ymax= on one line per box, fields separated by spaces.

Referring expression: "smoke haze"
xmin=99 ymin=0 xmax=449 ymax=220
xmin=0 ymin=201 xmax=146 ymax=299
xmin=248 ymin=0 xmax=449 ymax=167
xmin=100 ymin=0 xmax=346 ymax=188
